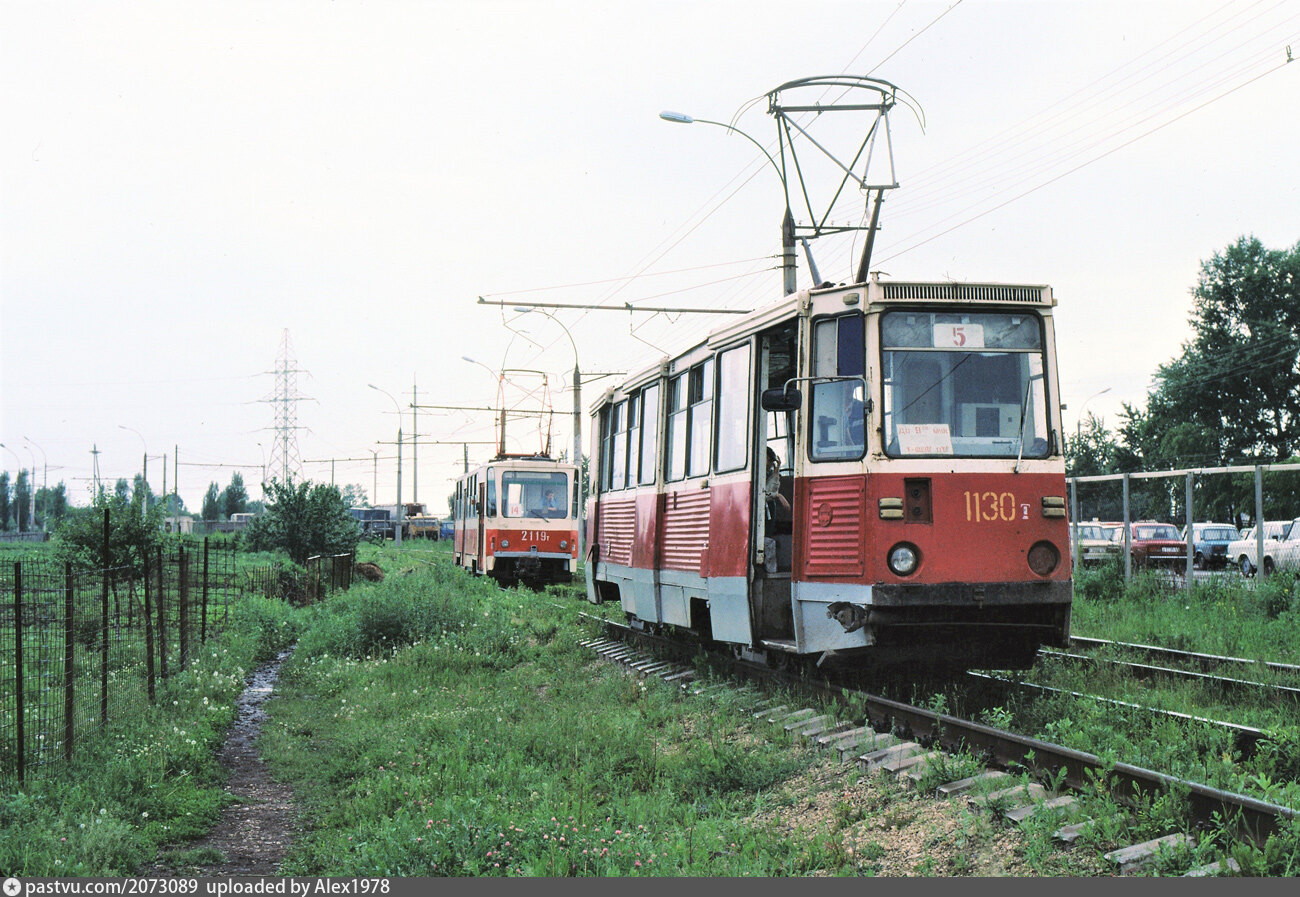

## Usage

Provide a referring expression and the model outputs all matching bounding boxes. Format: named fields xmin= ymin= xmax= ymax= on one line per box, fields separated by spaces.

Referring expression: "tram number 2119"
xmin=964 ymin=491 xmax=1030 ymax=523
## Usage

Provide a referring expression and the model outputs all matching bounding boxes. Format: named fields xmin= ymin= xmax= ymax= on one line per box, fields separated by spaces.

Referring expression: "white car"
xmin=1228 ymin=520 xmax=1294 ymax=575
xmin=1259 ymin=517 xmax=1300 ymax=576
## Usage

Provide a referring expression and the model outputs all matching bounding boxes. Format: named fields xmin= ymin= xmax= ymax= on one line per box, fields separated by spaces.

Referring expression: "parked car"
xmin=1228 ymin=520 xmax=1294 ymax=576
xmin=1181 ymin=522 xmax=1241 ymax=569
xmin=1110 ymin=521 xmax=1187 ymax=570
xmin=1258 ymin=517 xmax=1300 ymax=576
xmin=1070 ymin=522 xmax=1121 ymax=566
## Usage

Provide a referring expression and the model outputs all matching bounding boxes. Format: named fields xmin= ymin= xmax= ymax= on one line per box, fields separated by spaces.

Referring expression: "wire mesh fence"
xmin=0 ymin=537 xmax=354 ymax=785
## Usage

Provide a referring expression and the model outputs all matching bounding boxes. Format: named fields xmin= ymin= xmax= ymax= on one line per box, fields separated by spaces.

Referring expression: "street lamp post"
xmin=660 ymin=111 xmax=796 ymax=295
xmin=1076 ymin=387 xmax=1112 ymax=448
xmin=513 ymin=307 xmax=585 ymax=564
xmin=463 ymin=356 xmax=506 ymax=455
xmin=368 ymin=384 xmax=404 ymax=546
xmin=21 ymin=444 xmax=37 ymax=531
xmin=25 ymin=438 xmax=48 ymax=531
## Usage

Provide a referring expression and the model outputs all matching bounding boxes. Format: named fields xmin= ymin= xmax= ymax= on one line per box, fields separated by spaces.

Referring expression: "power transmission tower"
xmin=260 ymin=329 xmax=310 ymax=485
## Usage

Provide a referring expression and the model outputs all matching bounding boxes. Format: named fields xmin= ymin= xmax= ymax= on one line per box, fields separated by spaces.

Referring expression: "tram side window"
xmin=599 ymin=405 xmax=617 ymax=491
xmin=714 ymin=344 xmax=751 ymax=472
xmin=687 ymin=358 xmax=714 ymax=477
xmin=486 ymin=467 xmax=497 ymax=517
xmin=810 ymin=314 xmax=866 ymax=461
xmin=625 ymin=393 xmax=640 ymax=490
xmin=638 ymin=383 xmax=659 ymax=486
xmin=666 ymin=373 xmax=688 ymax=481
xmin=612 ymin=399 xmax=629 ymax=491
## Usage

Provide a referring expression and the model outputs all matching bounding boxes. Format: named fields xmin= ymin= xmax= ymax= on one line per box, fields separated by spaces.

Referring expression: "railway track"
xmin=580 ymin=615 xmax=1296 ymax=875
xmin=1067 ymin=635 xmax=1300 ymax=678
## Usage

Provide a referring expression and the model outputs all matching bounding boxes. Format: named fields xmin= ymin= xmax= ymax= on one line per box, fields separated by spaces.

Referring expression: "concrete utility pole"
xmin=369 ymin=384 xmax=403 ymax=546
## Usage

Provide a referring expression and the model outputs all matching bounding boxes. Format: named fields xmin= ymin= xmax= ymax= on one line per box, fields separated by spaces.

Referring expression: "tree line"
xmin=1068 ymin=235 xmax=1300 ymax=524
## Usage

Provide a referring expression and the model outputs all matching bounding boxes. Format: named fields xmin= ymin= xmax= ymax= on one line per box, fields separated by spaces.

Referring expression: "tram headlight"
xmin=500 ymin=539 xmax=510 ymax=549
xmin=887 ymin=543 xmax=920 ymax=576
xmin=1027 ymin=541 xmax=1060 ymax=576
xmin=559 ymin=540 xmax=568 ymax=550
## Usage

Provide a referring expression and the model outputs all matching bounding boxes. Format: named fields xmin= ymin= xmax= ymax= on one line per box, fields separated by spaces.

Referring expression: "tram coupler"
xmin=826 ymin=601 xmax=868 ymax=633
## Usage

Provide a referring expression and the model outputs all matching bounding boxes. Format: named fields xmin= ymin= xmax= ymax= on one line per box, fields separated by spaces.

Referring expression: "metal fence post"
xmin=1185 ymin=472 xmax=1195 ymax=584
xmin=14 ymin=562 xmax=25 ymax=782
xmin=143 ymin=546 xmax=155 ymax=703
xmin=101 ymin=508 xmax=109 ymax=727
xmin=1255 ymin=465 xmax=1265 ymax=576
xmin=1122 ymin=473 xmax=1132 ymax=583
xmin=64 ymin=561 xmax=74 ymax=763
xmin=179 ymin=545 xmax=189 ymax=671
xmin=156 ymin=545 xmax=168 ymax=680
xmin=202 ymin=537 xmax=209 ymax=644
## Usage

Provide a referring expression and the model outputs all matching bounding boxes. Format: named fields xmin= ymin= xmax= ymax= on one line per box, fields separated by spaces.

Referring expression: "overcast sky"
xmin=3 ymin=0 xmax=1298 ymax=514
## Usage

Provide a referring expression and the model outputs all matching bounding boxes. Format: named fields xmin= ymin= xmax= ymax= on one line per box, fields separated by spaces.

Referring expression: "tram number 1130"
xmin=964 ymin=491 xmax=1029 ymax=523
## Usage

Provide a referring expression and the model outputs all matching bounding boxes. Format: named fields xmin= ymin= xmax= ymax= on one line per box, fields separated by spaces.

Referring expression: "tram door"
xmin=752 ymin=320 xmax=799 ymax=644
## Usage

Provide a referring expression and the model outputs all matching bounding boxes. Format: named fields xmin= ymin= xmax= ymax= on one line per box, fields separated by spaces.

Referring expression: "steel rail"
xmin=588 ymin=615 xmax=1297 ymax=846
xmin=968 ymin=670 xmax=1268 ymax=757
xmin=1040 ymin=648 xmax=1300 ymax=703
xmin=1069 ymin=635 xmax=1300 ymax=677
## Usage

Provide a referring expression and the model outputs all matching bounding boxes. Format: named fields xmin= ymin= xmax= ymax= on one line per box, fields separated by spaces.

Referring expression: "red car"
xmin=1112 ymin=521 xmax=1188 ymax=569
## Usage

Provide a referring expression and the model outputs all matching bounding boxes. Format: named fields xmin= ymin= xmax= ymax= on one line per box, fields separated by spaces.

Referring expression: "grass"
xmin=261 ymin=554 xmax=833 ymax=875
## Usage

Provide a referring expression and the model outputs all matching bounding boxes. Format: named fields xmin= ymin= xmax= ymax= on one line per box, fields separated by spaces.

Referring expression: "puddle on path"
xmin=145 ymin=647 xmax=299 ymax=876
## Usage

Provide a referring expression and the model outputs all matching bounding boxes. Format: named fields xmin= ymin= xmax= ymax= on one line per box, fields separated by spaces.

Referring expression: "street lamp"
xmin=21 ymin=444 xmax=37 ymax=531
xmin=660 ymin=110 xmax=797 ymax=294
xmin=118 ymin=425 xmax=148 ymax=515
xmin=514 ymin=307 xmax=585 ymax=563
xmin=24 ymin=437 xmax=48 ymax=531
xmin=1076 ymin=387 xmax=1112 ymax=447
xmin=368 ymin=383 xmax=404 ymax=546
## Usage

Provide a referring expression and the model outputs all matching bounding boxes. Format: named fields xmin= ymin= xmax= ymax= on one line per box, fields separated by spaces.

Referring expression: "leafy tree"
xmin=55 ymin=490 xmax=163 ymax=574
xmin=243 ymin=479 xmax=360 ymax=565
xmin=132 ymin=473 xmax=155 ymax=508
xmin=1144 ymin=235 xmax=1300 ymax=466
xmin=221 ymin=472 xmax=249 ymax=518
xmin=14 ymin=469 xmax=31 ymax=531
xmin=339 ymin=483 xmax=367 ymax=508
xmin=34 ymin=482 xmax=69 ymax=528
xmin=156 ymin=492 xmax=189 ymax=516
xmin=114 ymin=478 xmax=131 ymax=503
xmin=201 ymin=482 xmax=222 ymax=522
xmin=0 ymin=471 xmax=10 ymax=531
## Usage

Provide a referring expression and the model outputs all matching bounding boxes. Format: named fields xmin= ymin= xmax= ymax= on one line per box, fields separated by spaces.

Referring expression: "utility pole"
xmin=412 ymin=378 xmax=419 ymax=505
xmin=172 ymin=446 xmax=178 ymax=523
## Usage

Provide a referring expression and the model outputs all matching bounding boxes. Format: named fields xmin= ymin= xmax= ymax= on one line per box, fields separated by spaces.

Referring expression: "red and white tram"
xmin=585 ymin=276 xmax=1071 ymax=671
xmin=453 ymin=455 xmax=580 ymax=587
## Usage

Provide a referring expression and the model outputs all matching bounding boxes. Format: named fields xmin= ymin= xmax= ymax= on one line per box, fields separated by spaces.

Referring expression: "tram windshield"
xmin=881 ymin=311 xmax=1050 ymax=459
xmin=500 ymin=470 xmax=570 ymax=519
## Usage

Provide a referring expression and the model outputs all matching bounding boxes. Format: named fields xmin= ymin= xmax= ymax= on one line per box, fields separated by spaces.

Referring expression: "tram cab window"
xmin=485 ymin=468 xmax=497 ymax=517
xmin=809 ymin=314 xmax=866 ymax=461
xmin=881 ymin=311 xmax=1049 ymax=458
xmin=502 ymin=470 xmax=570 ymax=519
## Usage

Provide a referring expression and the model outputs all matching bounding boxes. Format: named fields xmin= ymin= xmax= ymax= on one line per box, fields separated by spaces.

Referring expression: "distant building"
xmin=162 ymin=516 xmax=193 ymax=534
